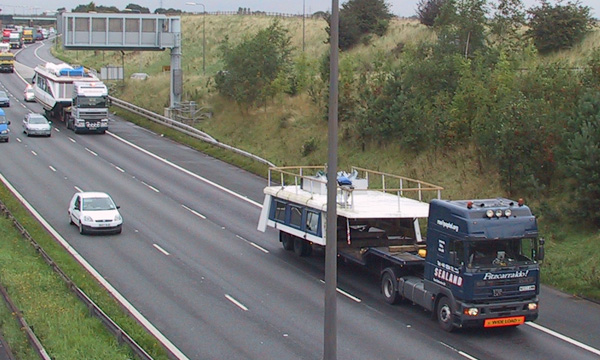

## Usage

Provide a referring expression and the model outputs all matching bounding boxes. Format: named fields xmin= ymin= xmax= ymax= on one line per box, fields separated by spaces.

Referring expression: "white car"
xmin=68 ymin=192 xmax=123 ymax=235
xmin=24 ymin=85 xmax=35 ymax=102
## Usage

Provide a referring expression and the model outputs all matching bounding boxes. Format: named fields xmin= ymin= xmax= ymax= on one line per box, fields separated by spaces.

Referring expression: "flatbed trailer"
xmin=258 ymin=166 xmax=543 ymax=331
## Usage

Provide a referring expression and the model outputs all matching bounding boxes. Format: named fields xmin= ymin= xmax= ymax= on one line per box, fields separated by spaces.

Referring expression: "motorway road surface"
xmin=0 ymin=39 xmax=597 ymax=359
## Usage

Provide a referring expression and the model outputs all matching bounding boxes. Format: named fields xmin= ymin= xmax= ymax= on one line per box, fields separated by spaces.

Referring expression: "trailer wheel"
xmin=293 ymin=237 xmax=312 ymax=257
xmin=381 ymin=269 xmax=400 ymax=304
xmin=280 ymin=232 xmax=294 ymax=251
xmin=436 ymin=297 xmax=455 ymax=332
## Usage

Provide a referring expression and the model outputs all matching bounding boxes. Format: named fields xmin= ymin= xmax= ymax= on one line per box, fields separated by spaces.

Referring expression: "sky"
xmin=0 ymin=0 xmax=596 ymax=18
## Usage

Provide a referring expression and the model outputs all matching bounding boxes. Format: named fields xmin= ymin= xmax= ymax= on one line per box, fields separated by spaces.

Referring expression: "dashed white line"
xmin=153 ymin=244 xmax=170 ymax=256
xmin=74 ymin=186 xmax=83 ymax=192
xmin=236 ymin=235 xmax=270 ymax=254
xmin=526 ymin=321 xmax=600 ymax=356
xmin=181 ymin=204 xmax=206 ymax=219
xmin=318 ymin=280 xmax=362 ymax=303
xmin=31 ymin=150 xmax=37 ymax=156
xmin=49 ymin=166 xmax=56 ymax=172
xmin=16 ymin=138 xmax=22 ymax=143
xmin=85 ymin=148 xmax=98 ymax=156
xmin=113 ymin=165 xmax=125 ymax=173
xmin=225 ymin=294 xmax=248 ymax=311
xmin=69 ymin=137 xmax=76 ymax=143
xmin=141 ymin=181 xmax=160 ymax=192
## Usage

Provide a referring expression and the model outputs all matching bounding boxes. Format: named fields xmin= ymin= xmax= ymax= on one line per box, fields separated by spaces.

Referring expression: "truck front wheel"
xmin=436 ymin=297 xmax=455 ymax=332
xmin=381 ymin=269 xmax=400 ymax=304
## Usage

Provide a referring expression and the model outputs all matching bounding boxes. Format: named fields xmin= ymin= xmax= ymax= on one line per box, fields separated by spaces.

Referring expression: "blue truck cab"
xmin=424 ymin=198 xmax=543 ymax=331
xmin=0 ymin=109 xmax=10 ymax=142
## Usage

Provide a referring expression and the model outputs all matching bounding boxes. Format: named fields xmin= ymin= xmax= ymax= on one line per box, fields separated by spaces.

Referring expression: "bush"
xmin=526 ymin=1 xmax=594 ymax=54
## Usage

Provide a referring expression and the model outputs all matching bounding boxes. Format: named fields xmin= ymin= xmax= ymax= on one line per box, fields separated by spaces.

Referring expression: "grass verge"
xmin=0 ymin=183 xmax=169 ymax=359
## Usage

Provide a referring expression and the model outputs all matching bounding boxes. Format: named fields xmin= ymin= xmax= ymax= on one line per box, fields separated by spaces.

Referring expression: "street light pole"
xmin=186 ymin=2 xmax=206 ymax=74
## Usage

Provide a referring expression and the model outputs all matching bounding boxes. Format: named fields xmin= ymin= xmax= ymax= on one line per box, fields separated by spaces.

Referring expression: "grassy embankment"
xmin=4 ymin=19 xmax=596 ymax=357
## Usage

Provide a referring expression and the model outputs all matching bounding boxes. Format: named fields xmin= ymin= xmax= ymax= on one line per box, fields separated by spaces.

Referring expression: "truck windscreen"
xmin=77 ymin=96 xmax=107 ymax=108
xmin=466 ymin=238 xmax=537 ymax=268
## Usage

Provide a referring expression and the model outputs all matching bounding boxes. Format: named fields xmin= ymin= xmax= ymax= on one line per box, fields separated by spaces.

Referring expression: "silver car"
xmin=0 ymin=90 xmax=9 ymax=107
xmin=23 ymin=113 xmax=52 ymax=137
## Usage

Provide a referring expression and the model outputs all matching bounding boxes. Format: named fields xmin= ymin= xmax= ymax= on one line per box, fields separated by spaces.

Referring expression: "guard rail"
xmin=109 ymin=97 xmax=276 ymax=168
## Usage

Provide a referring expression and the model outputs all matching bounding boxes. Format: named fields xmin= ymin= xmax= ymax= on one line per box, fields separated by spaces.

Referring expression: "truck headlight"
xmin=528 ymin=303 xmax=538 ymax=311
xmin=464 ymin=307 xmax=479 ymax=316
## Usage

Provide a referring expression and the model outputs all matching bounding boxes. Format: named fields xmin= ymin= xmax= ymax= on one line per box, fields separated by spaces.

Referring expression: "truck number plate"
xmin=484 ymin=316 xmax=525 ymax=328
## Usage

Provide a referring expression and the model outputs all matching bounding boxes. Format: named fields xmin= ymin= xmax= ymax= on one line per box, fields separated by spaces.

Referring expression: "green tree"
xmin=434 ymin=0 xmax=489 ymax=58
xmin=489 ymin=0 xmax=526 ymax=52
xmin=526 ymin=0 xmax=594 ymax=54
xmin=325 ymin=0 xmax=393 ymax=50
xmin=215 ymin=20 xmax=293 ymax=109
xmin=565 ymin=91 xmax=600 ymax=225
xmin=417 ymin=0 xmax=447 ymax=27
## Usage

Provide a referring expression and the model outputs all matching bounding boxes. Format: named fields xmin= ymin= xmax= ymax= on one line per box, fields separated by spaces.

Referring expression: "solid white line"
xmin=181 ymin=204 xmax=206 ymax=219
xmin=153 ymin=244 xmax=170 ymax=256
xmin=459 ymin=351 xmax=479 ymax=360
xmin=526 ymin=321 xmax=600 ymax=356
xmin=440 ymin=341 xmax=479 ymax=360
xmin=236 ymin=235 xmax=270 ymax=253
xmin=225 ymin=294 xmax=248 ymax=311
xmin=0 ymin=173 xmax=190 ymax=360
xmin=48 ymin=166 xmax=56 ymax=172
xmin=318 ymin=280 xmax=362 ymax=303
xmin=85 ymin=148 xmax=98 ymax=156
xmin=106 ymin=132 xmax=262 ymax=208
xmin=141 ymin=181 xmax=160 ymax=193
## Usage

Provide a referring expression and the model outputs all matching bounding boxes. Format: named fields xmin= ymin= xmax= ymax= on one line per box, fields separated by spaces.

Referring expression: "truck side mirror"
xmin=537 ymin=238 xmax=545 ymax=262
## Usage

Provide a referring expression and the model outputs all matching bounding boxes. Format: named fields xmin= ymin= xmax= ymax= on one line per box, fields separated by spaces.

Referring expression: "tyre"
xmin=280 ymin=232 xmax=294 ymax=251
xmin=293 ymin=237 xmax=312 ymax=257
xmin=436 ymin=297 xmax=455 ymax=332
xmin=381 ymin=270 xmax=400 ymax=304
xmin=79 ymin=221 xmax=86 ymax=235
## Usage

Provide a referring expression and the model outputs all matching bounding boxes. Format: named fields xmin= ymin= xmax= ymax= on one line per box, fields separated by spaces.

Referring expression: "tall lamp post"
xmin=185 ymin=2 xmax=206 ymax=74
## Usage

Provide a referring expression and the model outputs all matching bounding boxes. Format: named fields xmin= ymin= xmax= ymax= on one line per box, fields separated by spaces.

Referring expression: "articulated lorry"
xmin=32 ymin=63 xmax=110 ymax=133
xmin=257 ymin=166 xmax=543 ymax=331
xmin=0 ymin=44 xmax=13 ymax=73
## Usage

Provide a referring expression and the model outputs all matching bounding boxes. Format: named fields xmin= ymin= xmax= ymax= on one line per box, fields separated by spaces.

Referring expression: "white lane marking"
xmin=74 ymin=186 xmax=83 ymax=192
xmin=225 ymin=294 xmax=248 ymax=311
xmin=0 ymin=173 xmax=190 ymax=360
xmin=319 ymin=280 xmax=362 ymax=303
xmin=113 ymin=165 xmax=125 ymax=173
xmin=141 ymin=181 xmax=159 ymax=193
xmin=236 ymin=235 xmax=269 ymax=254
xmin=85 ymin=148 xmax=98 ymax=156
xmin=69 ymin=137 xmax=76 ymax=143
xmin=31 ymin=150 xmax=37 ymax=156
xmin=107 ymin=132 xmax=262 ymax=208
xmin=153 ymin=244 xmax=170 ymax=256
xmin=16 ymin=138 xmax=22 ymax=143
xmin=526 ymin=321 xmax=600 ymax=356
xmin=181 ymin=204 xmax=206 ymax=219
xmin=49 ymin=166 xmax=56 ymax=172
xmin=440 ymin=341 xmax=479 ymax=360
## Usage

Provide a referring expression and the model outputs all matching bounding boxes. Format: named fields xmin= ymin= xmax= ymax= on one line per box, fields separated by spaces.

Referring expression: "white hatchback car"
xmin=68 ymin=192 xmax=123 ymax=235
